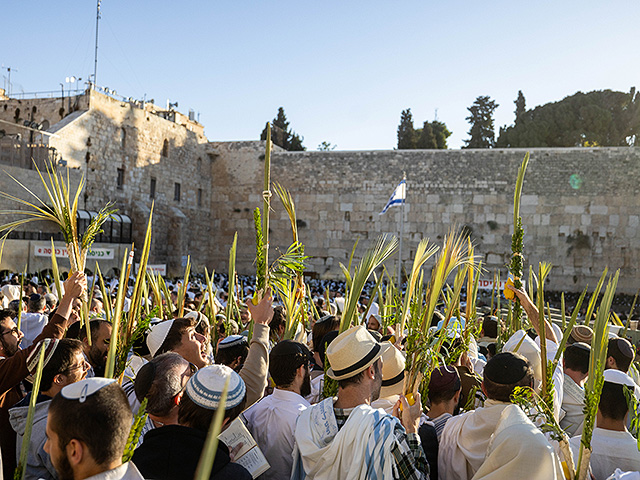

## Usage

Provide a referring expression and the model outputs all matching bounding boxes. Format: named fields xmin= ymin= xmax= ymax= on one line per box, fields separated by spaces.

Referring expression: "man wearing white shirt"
xmin=570 ymin=369 xmax=640 ymax=480
xmin=560 ymin=343 xmax=590 ymax=436
xmin=20 ymin=294 xmax=48 ymax=347
xmin=243 ymin=340 xmax=312 ymax=480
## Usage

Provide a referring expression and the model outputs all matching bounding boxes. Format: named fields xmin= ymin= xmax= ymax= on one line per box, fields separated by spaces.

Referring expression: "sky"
xmin=2 ymin=1 xmax=639 ymax=150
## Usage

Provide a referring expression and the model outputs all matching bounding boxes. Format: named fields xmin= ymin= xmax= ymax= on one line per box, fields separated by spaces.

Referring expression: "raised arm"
xmin=506 ymin=284 xmax=557 ymax=343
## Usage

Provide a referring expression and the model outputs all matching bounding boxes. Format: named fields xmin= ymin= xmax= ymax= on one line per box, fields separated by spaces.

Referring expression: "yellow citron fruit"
xmin=504 ymin=277 xmax=515 ymax=300
xmin=406 ymin=393 xmax=416 ymax=406
xmin=252 ymin=292 xmax=260 ymax=305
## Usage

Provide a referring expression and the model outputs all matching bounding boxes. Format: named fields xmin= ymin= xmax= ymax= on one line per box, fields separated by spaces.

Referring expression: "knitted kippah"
xmin=571 ymin=325 xmax=593 ymax=344
xmin=186 ymin=364 xmax=246 ymax=410
xmin=484 ymin=352 xmax=530 ymax=385
xmin=26 ymin=339 xmax=59 ymax=383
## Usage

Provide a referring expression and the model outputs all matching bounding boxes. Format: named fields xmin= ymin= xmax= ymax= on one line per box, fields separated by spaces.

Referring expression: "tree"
xmin=415 ymin=120 xmax=452 ymax=149
xmin=496 ymin=88 xmax=640 ymax=148
xmin=514 ymin=90 xmax=526 ymax=124
xmin=464 ymin=96 xmax=499 ymax=148
xmin=317 ymin=141 xmax=337 ymax=151
xmin=260 ymin=107 xmax=306 ymax=151
xmin=397 ymin=109 xmax=416 ymax=149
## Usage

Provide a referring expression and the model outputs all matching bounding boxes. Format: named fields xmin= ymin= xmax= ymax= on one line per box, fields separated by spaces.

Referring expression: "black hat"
xmin=484 ymin=352 xmax=531 ymax=385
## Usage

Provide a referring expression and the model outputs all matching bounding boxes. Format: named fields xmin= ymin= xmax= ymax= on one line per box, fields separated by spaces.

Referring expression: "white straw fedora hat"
xmin=379 ymin=342 xmax=406 ymax=397
xmin=326 ymin=325 xmax=388 ymax=381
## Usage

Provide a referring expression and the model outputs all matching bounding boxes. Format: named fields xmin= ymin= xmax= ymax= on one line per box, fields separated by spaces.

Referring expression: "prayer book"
xmin=218 ymin=417 xmax=270 ymax=478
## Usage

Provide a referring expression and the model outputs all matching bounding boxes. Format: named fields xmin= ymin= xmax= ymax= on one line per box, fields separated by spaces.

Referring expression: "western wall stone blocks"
xmin=589 ymin=205 xmax=608 ymax=215
xmin=565 ymin=205 xmax=585 ymax=214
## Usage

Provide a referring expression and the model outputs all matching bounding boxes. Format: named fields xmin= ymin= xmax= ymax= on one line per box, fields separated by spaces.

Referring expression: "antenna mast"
xmin=93 ymin=0 xmax=102 ymax=87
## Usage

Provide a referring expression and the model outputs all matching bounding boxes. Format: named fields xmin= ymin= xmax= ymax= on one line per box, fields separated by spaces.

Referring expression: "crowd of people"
xmin=1 ymin=269 xmax=640 ymax=480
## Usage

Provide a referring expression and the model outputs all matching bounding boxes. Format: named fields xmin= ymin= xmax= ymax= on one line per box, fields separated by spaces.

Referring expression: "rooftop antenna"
xmin=434 ymin=108 xmax=439 ymax=121
xmin=1 ymin=65 xmax=17 ymax=96
xmin=92 ymin=0 xmax=102 ymax=87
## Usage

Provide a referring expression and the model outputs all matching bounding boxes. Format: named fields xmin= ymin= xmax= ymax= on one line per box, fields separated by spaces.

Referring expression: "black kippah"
xmin=271 ymin=339 xmax=311 ymax=358
xmin=484 ymin=352 xmax=530 ymax=385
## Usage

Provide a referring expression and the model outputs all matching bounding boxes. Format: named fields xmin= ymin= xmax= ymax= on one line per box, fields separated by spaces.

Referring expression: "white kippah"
xmin=61 ymin=378 xmax=116 ymax=403
xmin=186 ymin=364 xmax=246 ymax=410
xmin=604 ymin=369 xmax=640 ymax=397
xmin=146 ymin=320 xmax=175 ymax=357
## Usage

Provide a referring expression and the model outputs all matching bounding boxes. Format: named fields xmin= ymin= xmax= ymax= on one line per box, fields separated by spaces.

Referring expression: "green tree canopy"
xmin=496 ymin=88 xmax=640 ymax=147
xmin=416 ymin=120 xmax=452 ymax=149
xmin=464 ymin=96 xmax=499 ymax=149
xmin=260 ymin=107 xmax=306 ymax=151
xmin=397 ymin=109 xmax=416 ymax=149
xmin=397 ymin=109 xmax=451 ymax=149
xmin=514 ymin=90 xmax=526 ymax=125
xmin=317 ymin=141 xmax=337 ymax=151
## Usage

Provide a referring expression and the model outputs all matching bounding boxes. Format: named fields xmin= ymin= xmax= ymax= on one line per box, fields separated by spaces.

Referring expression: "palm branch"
xmin=338 ymin=235 xmax=398 ymax=333
xmin=576 ymin=269 xmax=619 ymax=480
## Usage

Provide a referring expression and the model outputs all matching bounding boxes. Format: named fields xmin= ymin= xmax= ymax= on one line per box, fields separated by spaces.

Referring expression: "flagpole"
xmin=397 ymin=173 xmax=406 ymax=291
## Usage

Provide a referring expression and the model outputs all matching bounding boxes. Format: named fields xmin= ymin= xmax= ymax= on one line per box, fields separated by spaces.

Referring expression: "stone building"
xmin=1 ymin=87 xmax=640 ymax=293
xmin=0 ymin=87 xmax=212 ymax=276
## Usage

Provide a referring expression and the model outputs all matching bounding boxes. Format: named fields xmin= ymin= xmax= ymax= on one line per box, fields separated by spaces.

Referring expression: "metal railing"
xmin=8 ymin=88 xmax=87 ymax=99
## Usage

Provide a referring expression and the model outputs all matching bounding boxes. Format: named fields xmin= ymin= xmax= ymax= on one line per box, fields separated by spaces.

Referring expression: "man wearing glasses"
xmin=0 ymin=271 xmax=86 ymax=479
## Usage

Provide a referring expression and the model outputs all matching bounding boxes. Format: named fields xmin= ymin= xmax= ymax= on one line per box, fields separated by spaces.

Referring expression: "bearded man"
xmin=292 ymin=325 xmax=428 ymax=479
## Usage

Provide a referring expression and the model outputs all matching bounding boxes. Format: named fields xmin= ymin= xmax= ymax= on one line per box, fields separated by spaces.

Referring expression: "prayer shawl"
xmin=559 ymin=374 xmax=585 ymax=437
xmin=437 ymin=400 xmax=511 ymax=480
xmin=471 ymin=404 xmax=563 ymax=479
xmin=291 ymin=397 xmax=404 ymax=480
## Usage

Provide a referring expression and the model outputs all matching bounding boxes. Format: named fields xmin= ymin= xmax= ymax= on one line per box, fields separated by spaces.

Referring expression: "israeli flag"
xmin=379 ymin=179 xmax=406 ymax=215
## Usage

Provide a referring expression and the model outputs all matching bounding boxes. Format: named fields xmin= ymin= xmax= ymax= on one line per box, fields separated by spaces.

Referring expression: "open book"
xmin=218 ymin=417 xmax=270 ymax=478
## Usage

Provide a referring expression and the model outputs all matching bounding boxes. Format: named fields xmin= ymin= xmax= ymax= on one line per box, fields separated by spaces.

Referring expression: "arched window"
xmin=162 ymin=139 xmax=169 ymax=157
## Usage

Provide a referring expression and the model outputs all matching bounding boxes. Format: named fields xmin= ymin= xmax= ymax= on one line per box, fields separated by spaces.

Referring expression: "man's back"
xmin=20 ymin=312 xmax=48 ymax=347
xmin=292 ymin=397 xmax=428 ymax=480
xmin=570 ymin=427 xmax=640 ymax=480
xmin=560 ymin=373 xmax=585 ymax=437
xmin=438 ymin=400 xmax=511 ymax=480
xmin=472 ymin=405 xmax=562 ymax=479
xmin=132 ymin=424 xmax=251 ymax=480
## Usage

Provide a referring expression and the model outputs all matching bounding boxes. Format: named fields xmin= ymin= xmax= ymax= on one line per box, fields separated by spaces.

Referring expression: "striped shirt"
xmin=427 ymin=412 xmax=452 ymax=442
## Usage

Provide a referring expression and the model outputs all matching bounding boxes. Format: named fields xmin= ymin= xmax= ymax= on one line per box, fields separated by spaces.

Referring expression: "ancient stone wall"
xmin=210 ymin=143 xmax=640 ymax=294
xmin=0 ymin=93 xmax=89 ymax=139
xmin=0 ymin=91 xmax=214 ymax=276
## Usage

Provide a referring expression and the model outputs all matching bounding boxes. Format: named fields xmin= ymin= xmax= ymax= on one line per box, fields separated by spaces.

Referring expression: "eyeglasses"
xmin=1 ymin=326 xmax=20 ymax=337
xmin=65 ymin=360 xmax=90 ymax=374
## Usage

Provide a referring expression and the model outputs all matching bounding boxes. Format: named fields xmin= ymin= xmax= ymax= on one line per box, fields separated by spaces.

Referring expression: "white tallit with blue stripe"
xmin=291 ymin=397 xmax=406 ymax=480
